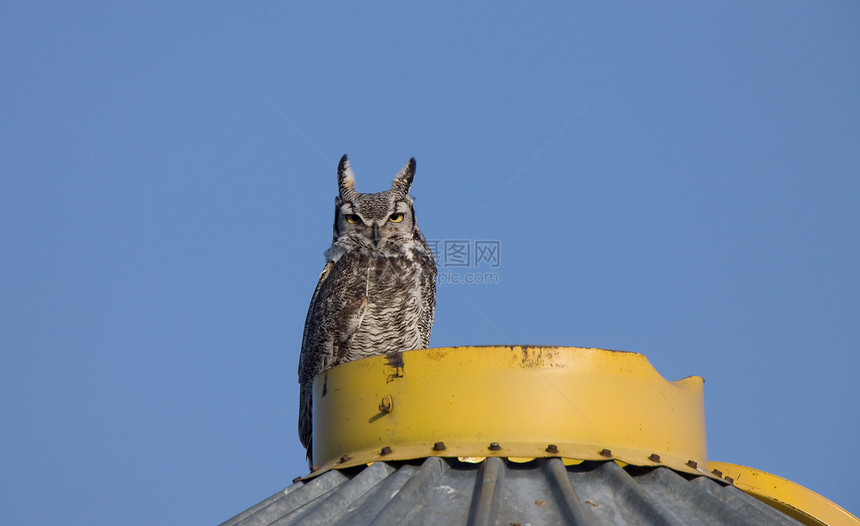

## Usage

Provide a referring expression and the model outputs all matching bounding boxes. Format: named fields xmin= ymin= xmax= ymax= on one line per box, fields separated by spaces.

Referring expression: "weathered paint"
xmin=310 ymin=346 xmax=711 ymax=480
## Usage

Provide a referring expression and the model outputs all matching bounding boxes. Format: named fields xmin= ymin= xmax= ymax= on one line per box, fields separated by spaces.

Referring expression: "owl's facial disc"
xmin=335 ymin=196 xmax=415 ymax=250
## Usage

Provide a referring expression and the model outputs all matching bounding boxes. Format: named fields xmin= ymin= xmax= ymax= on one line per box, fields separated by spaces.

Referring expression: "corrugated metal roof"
xmin=220 ymin=457 xmax=804 ymax=526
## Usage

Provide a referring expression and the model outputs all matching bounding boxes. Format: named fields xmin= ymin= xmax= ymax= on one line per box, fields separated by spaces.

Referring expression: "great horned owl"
xmin=298 ymin=155 xmax=436 ymax=461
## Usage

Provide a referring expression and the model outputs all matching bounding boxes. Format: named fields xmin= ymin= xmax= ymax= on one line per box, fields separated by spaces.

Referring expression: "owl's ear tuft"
xmin=391 ymin=157 xmax=416 ymax=195
xmin=337 ymin=154 xmax=356 ymax=200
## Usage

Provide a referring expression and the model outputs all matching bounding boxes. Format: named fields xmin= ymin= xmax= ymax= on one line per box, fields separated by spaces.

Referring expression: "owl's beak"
xmin=372 ymin=224 xmax=380 ymax=246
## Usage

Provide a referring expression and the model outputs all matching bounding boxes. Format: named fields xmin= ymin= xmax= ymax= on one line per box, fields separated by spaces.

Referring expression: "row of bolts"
xmin=303 ymin=396 xmax=734 ymax=484
xmin=301 ymin=444 xmax=733 ymax=485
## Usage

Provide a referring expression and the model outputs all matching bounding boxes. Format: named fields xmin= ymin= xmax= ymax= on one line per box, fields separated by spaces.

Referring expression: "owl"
xmin=298 ymin=154 xmax=437 ymax=462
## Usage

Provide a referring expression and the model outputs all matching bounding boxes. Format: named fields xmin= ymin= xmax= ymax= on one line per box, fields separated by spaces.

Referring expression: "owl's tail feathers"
xmin=299 ymin=389 xmax=314 ymax=469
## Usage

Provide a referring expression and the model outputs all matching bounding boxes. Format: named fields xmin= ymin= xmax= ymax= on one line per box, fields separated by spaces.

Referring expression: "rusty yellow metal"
xmin=707 ymin=462 xmax=860 ymax=526
xmin=311 ymin=346 xmax=712 ymax=478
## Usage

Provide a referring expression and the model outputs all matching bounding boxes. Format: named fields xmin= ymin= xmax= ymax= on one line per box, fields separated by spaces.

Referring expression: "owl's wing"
xmin=297 ymin=256 xmax=369 ymax=453
xmin=298 ymin=261 xmax=334 ymax=452
xmin=299 ymin=261 xmax=334 ymax=375
xmin=418 ymin=249 xmax=437 ymax=348
xmin=413 ymin=231 xmax=438 ymax=348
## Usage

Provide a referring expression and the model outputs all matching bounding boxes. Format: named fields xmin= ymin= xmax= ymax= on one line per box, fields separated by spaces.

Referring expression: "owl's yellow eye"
xmin=389 ymin=213 xmax=404 ymax=223
xmin=345 ymin=214 xmax=360 ymax=224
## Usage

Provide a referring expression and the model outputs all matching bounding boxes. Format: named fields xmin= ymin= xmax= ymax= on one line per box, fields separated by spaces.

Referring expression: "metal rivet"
xmin=649 ymin=453 xmax=661 ymax=463
xmin=380 ymin=446 xmax=392 ymax=456
xmin=378 ymin=394 xmax=393 ymax=413
xmin=599 ymin=449 xmax=612 ymax=457
xmin=339 ymin=454 xmax=351 ymax=463
xmin=686 ymin=460 xmax=698 ymax=469
xmin=433 ymin=441 xmax=446 ymax=451
xmin=488 ymin=442 xmax=501 ymax=451
xmin=545 ymin=444 xmax=559 ymax=454
xmin=712 ymin=469 xmax=723 ymax=478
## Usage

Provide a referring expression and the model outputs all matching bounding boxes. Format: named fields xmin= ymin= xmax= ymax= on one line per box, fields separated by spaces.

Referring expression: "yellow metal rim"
xmin=707 ymin=461 xmax=860 ymax=526
xmin=310 ymin=346 xmax=711 ymax=479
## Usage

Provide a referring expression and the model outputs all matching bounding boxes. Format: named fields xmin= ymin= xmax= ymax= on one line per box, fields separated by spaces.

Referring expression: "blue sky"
xmin=2 ymin=2 xmax=858 ymax=523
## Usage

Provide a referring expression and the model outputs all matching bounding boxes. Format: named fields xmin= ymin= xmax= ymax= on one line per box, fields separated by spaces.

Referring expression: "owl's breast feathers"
xmin=318 ymin=245 xmax=433 ymax=356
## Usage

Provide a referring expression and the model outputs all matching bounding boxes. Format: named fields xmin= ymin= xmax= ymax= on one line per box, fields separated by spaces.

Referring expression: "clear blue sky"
xmin=2 ymin=2 xmax=858 ymax=523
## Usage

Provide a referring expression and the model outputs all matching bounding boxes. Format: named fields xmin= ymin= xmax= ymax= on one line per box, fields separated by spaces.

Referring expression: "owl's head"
xmin=332 ymin=154 xmax=421 ymax=250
